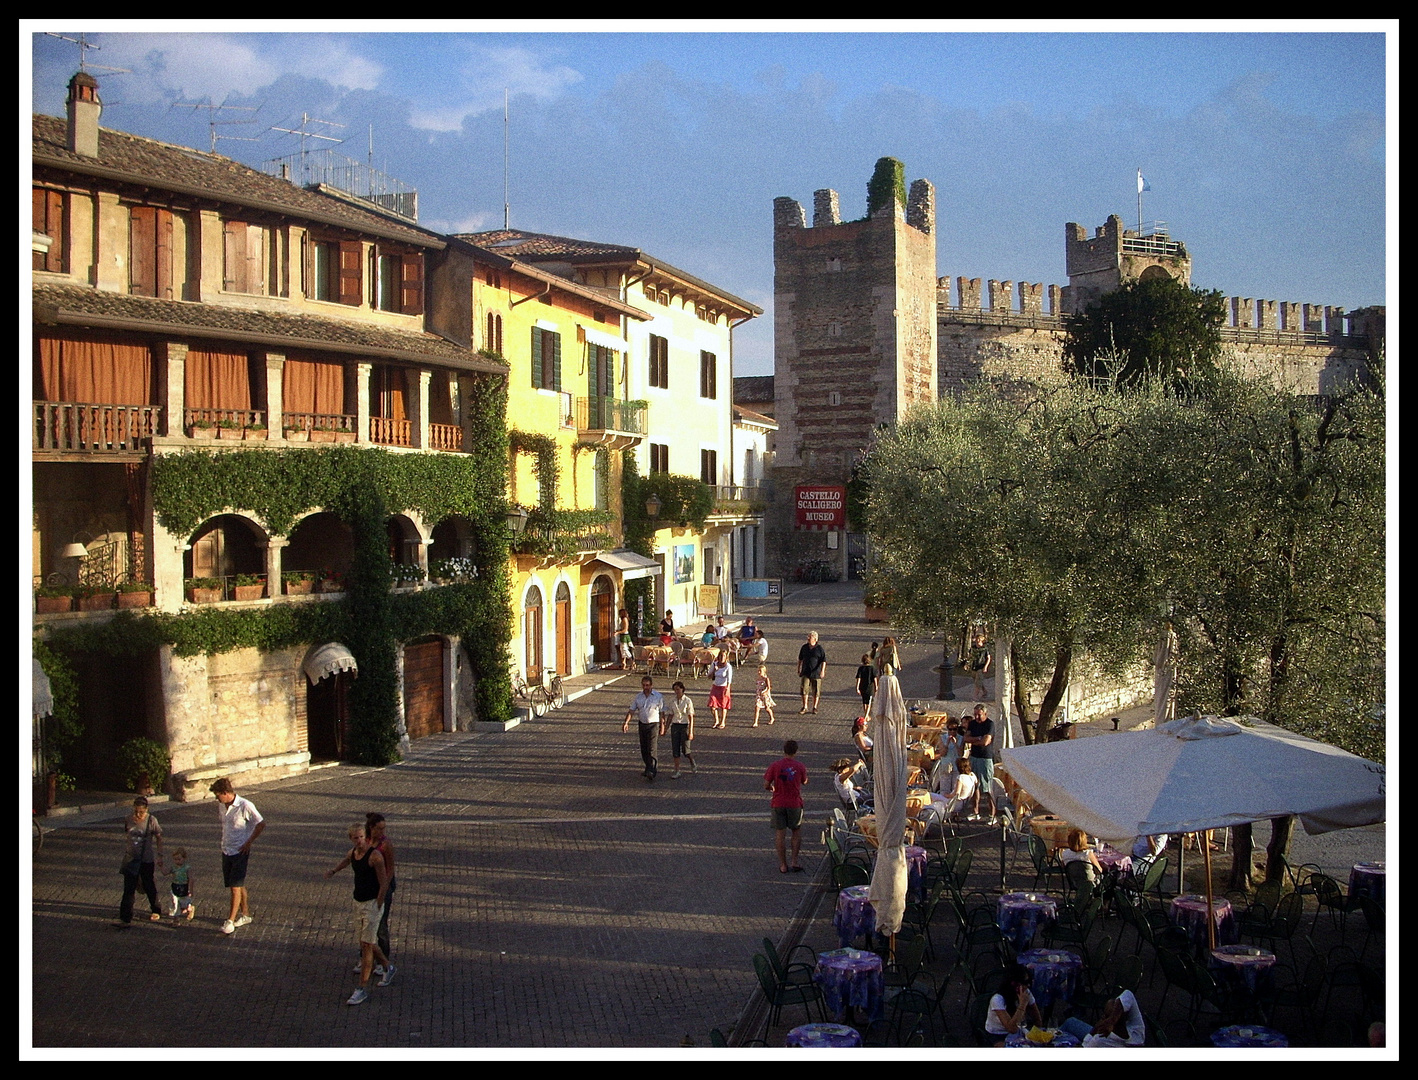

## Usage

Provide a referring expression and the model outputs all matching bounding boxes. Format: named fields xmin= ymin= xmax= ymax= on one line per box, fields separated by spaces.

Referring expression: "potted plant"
xmin=391 ymin=563 xmax=426 ymax=589
xmin=185 ymin=577 xmax=223 ymax=604
xmin=332 ymin=427 xmax=356 ymax=444
xmin=116 ymin=737 xmax=170 ymax=796
xmin=188 ymin=417 xmax=215 ymax=439
xmin=231 ymin=573 xmax=265 ymax=601
xmin=283 ymin=570 xmax=315 ymax=596
xmin=284 ymin=424 xmax=310 ymax=442
xmin=116 ymin=580 xmax=153 ymax=608
xmin=74 ymin=583 xmax=115 ymax=611
xmin=35 ymin=584 xmax=74 ymax=614
xmin=863 ymin=583 xmax=893 ymax=624
xmin=318 ymin=569 xmax=345 ymax=593
xmin=44 ymin=769 xmax=76 ymax=810
xmin=215 ymin=418 xmax=243 ymax=440
xmin=243 ymin=420 xmax=268 ymax=441
xmin=428 ymin=557 xmax=478 ymax=585
xmin=308 ymin=423 xmax=337 ymax=444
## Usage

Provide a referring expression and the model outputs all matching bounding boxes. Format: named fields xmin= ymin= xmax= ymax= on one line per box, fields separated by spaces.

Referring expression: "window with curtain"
xmin=34 ymin=332 xmax=154 ymax=404
xmin=185 ymin=346 xmax=254 ymax=410
xmin=282 ymin=354 xmax=347 ymax=416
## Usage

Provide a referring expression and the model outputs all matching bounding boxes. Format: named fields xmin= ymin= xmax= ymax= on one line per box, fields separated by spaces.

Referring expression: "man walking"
xmin=797 ymin=631 xmax=827 ymax=714
xmin=764 ymin=740 xmax=808 ymax=873
xmin=209 ymin=777 xmax=265 ymax=934
xmin=622 ymin=676 xmax=666 ymax=780
xmin=966 ymin=704 xmax=999 ymax=824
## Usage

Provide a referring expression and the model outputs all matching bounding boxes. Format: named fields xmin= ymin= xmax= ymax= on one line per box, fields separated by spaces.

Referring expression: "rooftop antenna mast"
xmin=171 ymin=99 xmax=262 ymax=153
xmin=504 ymin=88 xmax=510 ymax=231
xmin=45 ymin=32 xmax=130 ymax=77
xmin=268 ymin=113 xmax=346 ymax=186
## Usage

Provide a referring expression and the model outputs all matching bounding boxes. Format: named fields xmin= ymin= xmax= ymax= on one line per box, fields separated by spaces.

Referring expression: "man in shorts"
xmin=210 ymin=777 xmax=265 ymax=934
xmin=797 ymin=631 xmax=827 ymax=714
xmin=966 ymin=704 xmax=999 ymax=824
xmin=764 ymin=740 xmax=808 ymax=873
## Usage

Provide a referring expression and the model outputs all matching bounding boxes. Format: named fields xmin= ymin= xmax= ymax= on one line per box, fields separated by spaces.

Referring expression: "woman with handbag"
xmin=116 ymin=796 xmax=165 ymax=926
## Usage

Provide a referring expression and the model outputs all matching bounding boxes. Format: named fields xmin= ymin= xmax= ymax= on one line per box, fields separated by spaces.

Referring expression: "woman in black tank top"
xmin=325 ymin=823 xmax=392 ymax=1004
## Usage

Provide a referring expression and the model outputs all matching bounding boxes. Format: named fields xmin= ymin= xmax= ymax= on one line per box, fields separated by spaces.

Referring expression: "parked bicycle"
xmin=511 ymin=672 xmax=566 ymax=717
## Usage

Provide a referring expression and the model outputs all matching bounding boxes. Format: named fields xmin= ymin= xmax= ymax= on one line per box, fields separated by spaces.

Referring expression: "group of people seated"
xmin=987 ymin=963 xmax=1145 ymax=1047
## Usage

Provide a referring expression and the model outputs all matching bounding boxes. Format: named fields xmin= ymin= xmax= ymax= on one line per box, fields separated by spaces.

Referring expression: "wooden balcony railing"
xmin=34 ymin=401 xmax=162 ymax=453
xmin=370 ymin=417 xmax=412 ymax=446
xmin=281 ymin=412 xmax=357 ymax=436
xmin=428 ymin=422 xmax=464 ymax=451
xmin=185 ymin=407 xmax=266 ymax=431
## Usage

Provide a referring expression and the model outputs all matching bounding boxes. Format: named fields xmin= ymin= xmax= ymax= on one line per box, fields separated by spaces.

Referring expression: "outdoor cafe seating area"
xmin=746 ymin=702 xmax=1385 ymax=1049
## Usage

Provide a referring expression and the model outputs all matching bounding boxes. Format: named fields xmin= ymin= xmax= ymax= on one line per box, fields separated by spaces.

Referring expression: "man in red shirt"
xmin=764 ymin=740 xmax=808 ymax=874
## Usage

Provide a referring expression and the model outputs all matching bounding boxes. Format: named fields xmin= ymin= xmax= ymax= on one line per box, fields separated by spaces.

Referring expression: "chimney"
xmin=66 ymin=71 xmax=101 ymax=157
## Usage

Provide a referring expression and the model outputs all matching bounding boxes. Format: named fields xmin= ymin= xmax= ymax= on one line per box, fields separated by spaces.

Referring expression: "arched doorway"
xmin=523 ymin=585 xmax=544 ymax=682
xmin=554 ymin=581 xmax=572 ymax=676
xmin=185 ymin=514 xmax=264 ymax=587
xmin=590 ymin=576 xmax=614 ymax=666
xmin=403 ymin=636 xmax=446 ymax=740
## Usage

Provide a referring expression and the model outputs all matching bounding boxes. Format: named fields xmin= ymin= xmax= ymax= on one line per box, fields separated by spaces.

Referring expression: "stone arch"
xmin=1138 ymin=264 xmax=1173 ymax=283
xmin=283 ymin=511 xmax=355 ymax=579
xmin=385 ymin=513 xmax=423 ymax=567
xmin=589 ymin=573 xmax=616 ymax=666
xmin=184 ymin=513 xmax=266 ymax=581
xmin=429 ymin=515 xmax=474 ymax=563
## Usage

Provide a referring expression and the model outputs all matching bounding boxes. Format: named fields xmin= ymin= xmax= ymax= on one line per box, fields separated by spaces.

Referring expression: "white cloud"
xmin=408 ymin=45 xmax=582 ymax=132
xmin=425 ymin=210 xmax=496 ymax=234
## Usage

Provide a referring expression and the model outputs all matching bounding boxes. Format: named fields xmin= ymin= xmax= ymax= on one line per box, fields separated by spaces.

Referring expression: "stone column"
xmin=411 ymin=368 xmax=431 ymax=450
xmin=1231 ymin=297 xmax=1254 ymax=329
xmin=958 ymin=278 xmax=982 ymax=311
xmin=988 ymin=280 xmax=1014 ymax=314
xmin=1047 ymin=284 xmax=1061 ymax=316
xmin=1019 ymin=282 xmax=1043 ymax=314
xmin=263 ymin=537 xmax=288 ymax=598
xmin=1256 ymin=300 xmax=1277 ymax=330
xmin=443 ymin=634 xmax=458 ymax=733
xmin=156 ymin=341 xmax=188 ymax=437
xmin=353 ymin=361 xmax=372 ymax=443
xmin=812 ymin=189 xmax=840 ymax=228
xmin=263 ymin=351 xmax=285 ymax=440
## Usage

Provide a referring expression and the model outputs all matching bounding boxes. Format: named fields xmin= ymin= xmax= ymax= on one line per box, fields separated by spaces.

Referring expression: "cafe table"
xmin=1208 ymin=944 xmax=1278 ymax=996
xmin=1170 ymin=894 xmax=1239 ymax=949
xmin=1015 ymin=948 xmax=1083 ymax=1011
xmin=786 ymin=1022 xmax=863 ymax=1048
xmin=1030 ymin=814 xmax=1074 ymax=851
xmin=833 ymin=885 xmax=876 ymax=948
xmin=998 ymin=892 xmax=1058 ymax=954
xmin=907 ymin=726 xmax=943 ymax=746
xmin=1004 ymin=1029 xmax=1082 ymax=1048
xmin=1348 ymin=862 xmax=1385 ymax=906
xmin=1094 ymin=844 xmax=1133 ymax=876
xmin=907 ymin=743 xmax=937 ymax=770
xmin=1210 ymin=1024 xmax=1289 ymax=1048
xmin=905 ymin=844 xmax=929 ymax=899
xmin=813 ymin=948 xmax=885 ymax=1025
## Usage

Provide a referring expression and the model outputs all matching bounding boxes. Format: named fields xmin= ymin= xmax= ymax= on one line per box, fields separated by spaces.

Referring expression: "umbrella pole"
xmin=1202 ymin=829 xmax=1216 ymax=953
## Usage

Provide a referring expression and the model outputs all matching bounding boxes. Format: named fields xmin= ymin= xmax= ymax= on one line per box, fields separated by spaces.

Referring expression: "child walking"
xmin=166 ymin=847 xmax=195 ymax=921
xmin=667 ymin=681 xmax=697 ymax=778
xmin=753 ymin=665 xmax=777 ymax=727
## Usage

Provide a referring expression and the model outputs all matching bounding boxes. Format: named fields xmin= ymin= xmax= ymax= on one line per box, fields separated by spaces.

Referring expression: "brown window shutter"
xmin=32 ymin=188 xmax=46 ymax=271
xmin=400 ymin=252 xmax=424 ymax=315
xmin=223 ymin=219 xmax=245 ymax=292
xmin=156 ymin=209 xmax=174 ymax=299
xmin=246 ymin=223 xmax=265 ymax=296
xmin=130 ymin=206 xmax=156 ymax=297
xmin=300 ymin=232 xmax=311 ymax=298
xmin=339 ymin=240 xmax=364 ymax=306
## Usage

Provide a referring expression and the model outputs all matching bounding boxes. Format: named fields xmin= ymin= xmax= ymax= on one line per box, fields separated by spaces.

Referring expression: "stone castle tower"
xmin=767 ymin=160 xmax=937 ymax=576
xmin=1060 ymin=213 xmax=1193 ymax=313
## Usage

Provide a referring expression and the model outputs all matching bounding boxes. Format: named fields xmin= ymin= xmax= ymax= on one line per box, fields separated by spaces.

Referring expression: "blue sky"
xmin=28 ymin=24 xmax=1390 ymax=376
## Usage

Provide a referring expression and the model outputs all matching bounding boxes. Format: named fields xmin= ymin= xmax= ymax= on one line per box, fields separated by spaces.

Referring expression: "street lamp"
xmin=505 ymin=506 xmax=529 ymax=535
xmin=644 ymin=493 xmax=662 ymax=520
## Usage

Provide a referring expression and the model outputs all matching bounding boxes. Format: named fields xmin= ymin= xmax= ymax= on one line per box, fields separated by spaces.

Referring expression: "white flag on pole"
xmin=1137 ymin=169 xmax=1152 ymax=194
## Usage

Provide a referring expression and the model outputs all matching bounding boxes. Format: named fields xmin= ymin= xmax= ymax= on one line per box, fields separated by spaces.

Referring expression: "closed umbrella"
xmin=868 ymin=667 xmax=910 ymax=936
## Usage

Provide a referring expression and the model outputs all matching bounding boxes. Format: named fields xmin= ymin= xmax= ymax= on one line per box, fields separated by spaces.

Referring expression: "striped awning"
xmin=302 ymin=642 xmax=358 ymax=684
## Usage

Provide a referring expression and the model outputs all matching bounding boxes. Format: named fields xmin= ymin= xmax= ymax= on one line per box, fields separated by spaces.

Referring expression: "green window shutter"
xmin=531 ymin=328 xmax=543 ymax=389
xmin=552 ymin=332 xmax=563 ymax=392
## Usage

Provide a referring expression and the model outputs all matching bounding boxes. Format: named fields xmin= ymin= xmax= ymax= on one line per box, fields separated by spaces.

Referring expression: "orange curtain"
xmin=283 ymin=355 xmax=346 ymax=415
xmin=35 ymin=333 xmax=153 ymax=404
xmin=185 ymin=347 xmax=252 ymax=409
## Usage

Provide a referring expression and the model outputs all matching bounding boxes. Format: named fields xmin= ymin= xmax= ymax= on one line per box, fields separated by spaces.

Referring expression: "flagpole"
xmin=1137 ymin=169 xmax=1143 ymax=235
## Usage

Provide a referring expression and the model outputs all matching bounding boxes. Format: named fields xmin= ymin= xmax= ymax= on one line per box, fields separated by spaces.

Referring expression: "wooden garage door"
xmin=403 ymin=639 xmax=445 ymax=741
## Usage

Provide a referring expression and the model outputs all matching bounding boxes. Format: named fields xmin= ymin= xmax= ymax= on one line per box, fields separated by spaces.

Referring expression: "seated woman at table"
xmin=1058 ymin=828 xmax=1104 ymax=883
xmin=1060 ymin=990 xmax=1145 ymax=1047
xmin=832 ymin=758 xmax=872 ymax=813
xmin=931 ymin=721 xmax=965 ymax=793
xmin=700 ymin=624 xmax=717 ymax=648
xmin=943 ymin=758 xmax=978 ymax=819
xmin=852 ymin=717 xmax=874 ymax=769
xmin=986 ymin=964 xmax=1044 ymax=1045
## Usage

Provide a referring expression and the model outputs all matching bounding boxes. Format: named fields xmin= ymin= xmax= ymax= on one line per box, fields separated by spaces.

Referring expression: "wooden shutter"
xmin=551 ymin=331 xmax=562 ymax=392
xmin=129 ymin=206 xmax=156 ymax=297
xmin=33 ymin=188 xmax=64 ymax=273
xmin=338 ymin=240 xmax=363 ymax=306
xmin=531 ymin=327 xmax=543 ymax=389
xmin=223 ymin=220 xmax=246 ymax=293
xmin=400 ymin=252 xmax=424 ymax=315
xmin=245 ymin=223 xmax=265 ymax=296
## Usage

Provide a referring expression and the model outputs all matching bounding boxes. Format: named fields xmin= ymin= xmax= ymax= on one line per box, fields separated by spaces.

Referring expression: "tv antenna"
xmin=503 ymin=88 xmax=510 ymax=231
xmin=45 ymin=32 xmax=131 ymax=77
xmin=269 ymin=113 xmax=346 ymax=183
xmin=171 ymin=99 xmax=263 ymax=153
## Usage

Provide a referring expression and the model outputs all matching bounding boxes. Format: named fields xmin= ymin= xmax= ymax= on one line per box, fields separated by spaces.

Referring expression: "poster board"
xmin=697 ymin=585 xmax=721 ymax=615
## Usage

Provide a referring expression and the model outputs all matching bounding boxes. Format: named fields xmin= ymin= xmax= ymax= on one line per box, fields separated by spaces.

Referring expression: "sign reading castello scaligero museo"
xmin=795 ymin=485 xmax=846 ymax=530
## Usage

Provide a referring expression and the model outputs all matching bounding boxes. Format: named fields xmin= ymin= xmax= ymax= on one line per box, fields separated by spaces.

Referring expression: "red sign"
xmin=795 ymin=485 xmax=846 ymax=530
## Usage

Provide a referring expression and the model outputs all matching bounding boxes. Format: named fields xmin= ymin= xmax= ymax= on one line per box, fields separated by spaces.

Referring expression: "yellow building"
xmin=462 ymin=230 xmax=762 ymax=640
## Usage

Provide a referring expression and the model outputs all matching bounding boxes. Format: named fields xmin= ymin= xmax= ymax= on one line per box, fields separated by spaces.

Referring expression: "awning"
xmin=591 ymin=550 xmax=662 ymax=581
xmin=302 ymin=643 xmax=358 ymax=684
xmin=582 ymin=325 xmax=628 ymax=353
xmin=33 ymin=657 xmax=54 ymax=718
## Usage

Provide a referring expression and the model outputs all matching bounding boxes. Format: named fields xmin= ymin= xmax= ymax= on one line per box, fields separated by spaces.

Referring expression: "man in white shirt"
xmin=622 ymin=677 xmax=666 ymax=781
xmin=751 ymin=631 xmax=768 ymax=666
xmin=1062 ymin=989 xmax=1146 ymax=1046
xmin=209 ymin=777 xmax=265 ymax=935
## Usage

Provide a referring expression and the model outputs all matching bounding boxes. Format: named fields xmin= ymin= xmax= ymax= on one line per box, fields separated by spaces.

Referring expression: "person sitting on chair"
xmin=832 ymin=758 xmax=872 ymax=813
xmin=943 ymin=758 xmax=978 ymax=819
xmin=986 ymin=964 xmax=1044 ymax=1045
xmin=1058 ymin=828 xmax=1104 ymax=886
xmin=1061 ymin=990 xmax=1146 ymax=1047
xmin=852 ymin=717 xmax=874 ymax=770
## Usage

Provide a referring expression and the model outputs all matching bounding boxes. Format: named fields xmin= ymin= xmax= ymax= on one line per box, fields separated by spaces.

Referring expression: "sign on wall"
xmin=673 ymin=544 xmax=696 ymax=584
xmin=795 ymin=485 xmax=846 ymax=530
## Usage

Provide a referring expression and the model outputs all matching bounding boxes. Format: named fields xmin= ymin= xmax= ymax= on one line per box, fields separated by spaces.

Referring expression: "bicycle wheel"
xmin=530 ymin=691 xmax=548 ymax=718
xmin=549 ymin=677 xmax=565 ymax=709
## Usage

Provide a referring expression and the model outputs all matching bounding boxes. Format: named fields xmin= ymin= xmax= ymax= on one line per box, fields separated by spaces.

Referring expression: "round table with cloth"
xmin=1170 ymin=895 xmax=1238 ymax=948
xmin=1094 ymin=845 xmax=1133 ymax=875
xmin=1030 ymin=814 xmax=1074 ymax=851
xmin=905 ymin=844 xmax=929 ymax=899
xmin=1208 ymin=945 xmax=1278 ymax=995
xmin=908 ymin=710 xmax=948 ymax=727
xmin=1004 ymin=1029 xmax=1082 ymax=1048
xmin=907 ymin=726 xmax=942 ymax=746
xmin=1210 ymin=1025 xmax=1289 ymax=1048
xmin=834 ymin=885 xmax=876 ymax=947
xmin=998 ymin=893 xmax=1058 ymax=954
xmin=907 ymin=744 xmax=936 ymax=770
xmin=1016 ymin=948 xmax=1083 ymax=1010
xmin=1349 ymin=862 xmax=1386 ymax=906
xmin=786 ymin=1022 xmax=863 ymax=1048
xmin=813 ymin=948 xmax=885 ymax=1025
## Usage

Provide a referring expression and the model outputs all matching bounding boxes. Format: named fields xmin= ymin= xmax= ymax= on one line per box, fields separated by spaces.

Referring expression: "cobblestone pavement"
xmin=30 ymin=581 xmax=905 ymax=1049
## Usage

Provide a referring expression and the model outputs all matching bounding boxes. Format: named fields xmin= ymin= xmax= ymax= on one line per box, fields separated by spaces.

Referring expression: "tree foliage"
xmin=862 ymin=373 xmax=1385 ymax=758
xmin=1063 ymin=276 xmax=1227 ymax=391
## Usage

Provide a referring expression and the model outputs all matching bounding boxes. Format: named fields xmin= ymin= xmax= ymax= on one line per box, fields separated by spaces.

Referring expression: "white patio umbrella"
xmin=868 ymin=667 xmax=910 ymax=936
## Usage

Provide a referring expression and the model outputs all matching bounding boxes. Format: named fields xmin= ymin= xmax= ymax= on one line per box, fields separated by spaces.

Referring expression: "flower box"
xmin=332 ymin=431 xmax=356 ymax=443
xmin=116 ymin=590 xmax=152 ymax=609
xmin=865 ymin=605 xmax=890 ymax=623
xmin=187 ymin=587 xmax=222 ymax=604
xmin=319 ymin=579 xmax=345 ymax=593
xmin=232 ymin=584 xmax=265 ymax=601
xmin=78 ymin=592 xmax=115 ymax=611
xmin=309 ymin=429 xmax=338 ymax=443
xmin=243 ymin=428 xmax=268 ymax=441
xmin=188 ymin=426 xmax=216 ymax=440
xmin=215 ymin=426 xmax=244 ymax=440
xmin=35 ymin=595 xmax=74 ymax=614
xmin=284 ymin=429 xmax=309 ymax=442
xmin=284 ymin=577 xmax=314 ymax=596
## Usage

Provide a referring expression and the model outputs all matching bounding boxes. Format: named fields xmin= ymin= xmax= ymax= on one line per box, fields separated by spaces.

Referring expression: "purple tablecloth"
xmin=1095 ymin=845 xmax=1133 ymax=875
xmin=814 ymin=948 xmax=885 ymax=1024
xmin=1170 ymin=894 xmax=1238 ymax=948
xmin=998 ymin=893 xmax=1058 ymax=954
xmin=1349 ymin=863 xmax=1385 ymax=907
xmin=905 ymin=845 xmax=928 ymax=900
xmin=1208 ymin=945 xmax=1277 ymax=995
xmin=1211 ymin=1024 xmax=1289 ymax=1048
xmin=1016 ymin=948 xmax=1083 ymax=1010
xmin=1004 ymin=1029 xmax=1082 ymax=1048
xmin=786 ymin=1022 xmax=863 ymax=1047
xmin=834 ymin=885 xmax=876 ymax=947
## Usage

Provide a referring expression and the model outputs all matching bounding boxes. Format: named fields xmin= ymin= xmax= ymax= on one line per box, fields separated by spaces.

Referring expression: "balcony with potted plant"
xmin=73 ymin=583 xmax=115 ymax=612
xmin=391 ymin=562 xmax=427 ymax=591
xmin=282 ymin=570 xmax=316 ymax=596
xmin=185 ymin=577 xmax=223 ymax=604
xmin=115 ymin=580 xmax=153 ymax=609
xmin=317 ymin=569 xmax=346 ymax=594
xmin=230 ymin=573 xmax=266 ymax=601
xmin=34 ymin=584 xmax=75 ymax=615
